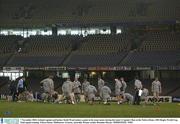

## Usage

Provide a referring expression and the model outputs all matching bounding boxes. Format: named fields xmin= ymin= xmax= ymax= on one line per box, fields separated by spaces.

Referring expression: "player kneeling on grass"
xmin=87 ymin=84 xmax=97 ymax=105
xmin=82 ymin=78 xmax=90 ymax=102
xmin=26 ymin=91 xmax=34 ymax=102
xmin=41 ymin=92 xmax=49 ymax=102
xmin=40 ymin=75 xmax=54 ymax=102
xmin=100 ymin=83 xmax=111 ymax=105
xmin=62 ymin=78 xmax=75 ymax=104
xmin=122 ymin=93 xmax=134 ymax=104
xmin=17 ymin=91 xmax=34 ymax=102
xmin=51 ymin=91 xmax=62 ymax=104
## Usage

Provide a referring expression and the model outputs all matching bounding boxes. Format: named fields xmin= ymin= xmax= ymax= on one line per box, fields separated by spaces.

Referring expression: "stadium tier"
xmin=120 ymin=31 xmax=180 ymax=66
xmin=64 ymin=34 xmax=131 ymax=66
xmin=0 ymin=0 xmax=179 ymax=27
xmin=0 ymin=31 xmax=179 ymax=67
xmin=120 ymin=51 xmax=180 ymax=66
xmin=6 ymin=35 xmax=73 ymax=66
xmin=0 ymin=36 xmax=22 ymax=66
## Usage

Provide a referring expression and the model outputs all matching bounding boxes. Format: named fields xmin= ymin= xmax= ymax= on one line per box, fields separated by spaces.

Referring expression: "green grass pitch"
xmin=0 ymin=101 xmax=180 ymax=117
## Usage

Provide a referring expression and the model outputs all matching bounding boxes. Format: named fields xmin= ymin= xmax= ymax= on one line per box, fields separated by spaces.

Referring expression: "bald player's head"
xmin=74 ymin=77 xmax=78 ymax=81
xmin=155 ymin=77 xmax=159 ymax=81
xmin=66 ymin=77 xmax=71 ymax=81
xmin=120 ymin=77 xmax=124 ymax=81
xmin=114 ymin=79 xmax=119 ymax=82
xmin=98 ymin=76 xmax=102 ymax=80
xmin=49 ymin=75 xmax=54 ymax=79
xmin=134 ymin=76 xmax=139 ymax=80
xmin=21 ymin=76 xmax=25 ymax=81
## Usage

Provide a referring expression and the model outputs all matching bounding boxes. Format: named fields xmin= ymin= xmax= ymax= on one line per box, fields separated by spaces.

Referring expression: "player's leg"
xmin=76 ymin=93 xmax=81 ymax=103
xmin=133 ymin=90 xmax=138 ymax=105
xmin=70 ymin=93 xmax=75 ymax=104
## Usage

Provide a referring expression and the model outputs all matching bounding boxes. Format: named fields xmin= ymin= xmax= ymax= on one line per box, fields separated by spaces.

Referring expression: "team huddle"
xmin=15 ymin=76 xmax=162 ymax=105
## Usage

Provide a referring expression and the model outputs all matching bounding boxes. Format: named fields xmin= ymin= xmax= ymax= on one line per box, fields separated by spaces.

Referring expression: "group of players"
xmin=37 ymin=75 xmax=162 ymax=105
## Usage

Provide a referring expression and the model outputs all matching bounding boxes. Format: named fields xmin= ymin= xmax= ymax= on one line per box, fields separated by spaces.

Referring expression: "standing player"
xmin=82 ymin=78 xmax=90 ymax=102
xmin=115 ymin=78 xmax=122 ymax=104
xmin=100 ymin=82 xmax=111 ymax=105
xmin=73 ymin=78 xmax=81 ymax=103
xmin=98 ymin=76 xmax=105 ymax=93
xmin=17 ymin=77 xmax=26 ymax=101
xmin=133 ymin=77 xmax=143 ymax=105
xmin=87 ymin=84 xmax=97 ymax=105
xmin=62 ymin=78 xmax=75 ymax=104
xmin=120 ymin=77 xmax=127 ymax=102
xmin=151 ymin=77 xmax=162 ymax=105
xmin=98 ymin=76 xmax=105 ymax=102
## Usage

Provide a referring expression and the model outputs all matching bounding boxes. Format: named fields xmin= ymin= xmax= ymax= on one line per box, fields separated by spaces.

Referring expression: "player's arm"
xmin=94 ymin=87 xmax=97 ymax=94
xmin=109 ymin=88 xmax=111 ymax=94
xmin=81 ymin=84 xmax=84 ymax=93
xmin=16 ymin=81 xmax=20 ymax=92
xmin=40 ymin=79 xmax=46 ymax=84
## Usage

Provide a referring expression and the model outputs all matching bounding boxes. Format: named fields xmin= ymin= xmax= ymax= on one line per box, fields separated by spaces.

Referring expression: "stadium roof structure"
xmin=0 ymin=0 xmax=179 ymax=27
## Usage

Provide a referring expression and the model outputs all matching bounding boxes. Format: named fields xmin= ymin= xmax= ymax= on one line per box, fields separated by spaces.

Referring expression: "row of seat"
xmin=0 ymin=32 xmax=179 ymax=67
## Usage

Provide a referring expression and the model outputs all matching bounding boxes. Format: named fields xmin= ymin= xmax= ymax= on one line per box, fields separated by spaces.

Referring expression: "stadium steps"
xmin=3 ymin=53 xmax=15 ymax=67
xmin=61 ymin=51 xmax=73 ymax=66
xmin=117 ymin=51 xmax=130 ymax=65
xmin=119 ymin=50 xmax=134 ymax=65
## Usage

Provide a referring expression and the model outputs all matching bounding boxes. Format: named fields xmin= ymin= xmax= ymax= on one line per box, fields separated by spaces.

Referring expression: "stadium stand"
xmin=0 ymin=0 xmax=179 ymax=116
xmin=64 ymin=34 xmax=131 ymax=66
xmin=1 ymin=31 xmax=179 ymax=67
xmin=0 ymin=77 xmax=10 ymax=94
xmin=6 ymin=36 xmax=74 ymax=67
xmin=0 ymin=36 xmax=22 ymax=66
xmin=120 ymin=31 xmax=180 ymax=66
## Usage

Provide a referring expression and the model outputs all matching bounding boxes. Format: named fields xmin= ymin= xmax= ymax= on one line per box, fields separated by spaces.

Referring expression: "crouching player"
xmin=100 ymin=83 xmax=111 ymax=105
xmin=87 ymin=84 xmax=97 ymax=105
xmin=140 ymin=88 xmax=149 ymax=105
xmin=26 ymin=91 xmax=34 ymax=102
xmin=52 ymin=91 xmax=62 ymax=104
xmin=41 ymin=92 xmax=49 ymax=102
xmin=82 ymin=78 xmax=90 ymax=102
xmin=122 ymin=93 xmax=134 ymax=104
xmin=40 ymin=75 xmax=54 ymax=102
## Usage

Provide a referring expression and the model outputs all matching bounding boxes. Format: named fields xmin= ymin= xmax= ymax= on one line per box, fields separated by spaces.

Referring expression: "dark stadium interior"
xmin=0 ymin=0 xmax=180 ymax=100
